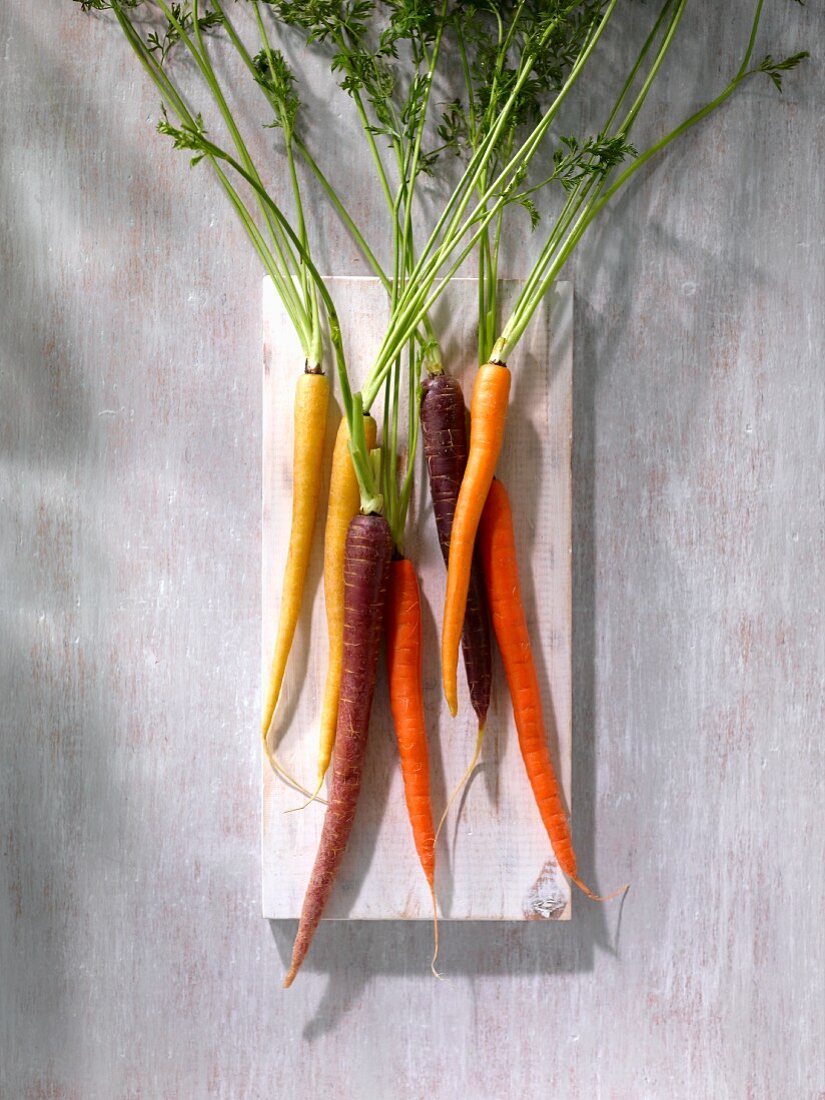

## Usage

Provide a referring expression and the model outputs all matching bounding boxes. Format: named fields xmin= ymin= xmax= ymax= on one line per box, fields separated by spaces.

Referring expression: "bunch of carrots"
xmin=75 ymin=0 xmax=806 ymax=984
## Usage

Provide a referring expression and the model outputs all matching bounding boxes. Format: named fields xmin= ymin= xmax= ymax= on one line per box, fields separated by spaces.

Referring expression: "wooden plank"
xmin=262 ymin=277 xmax=572 ymax=920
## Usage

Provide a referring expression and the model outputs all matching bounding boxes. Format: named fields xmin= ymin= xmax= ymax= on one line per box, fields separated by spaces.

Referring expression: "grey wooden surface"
xmin=1 ymin=2 xmax=822 ymax=1097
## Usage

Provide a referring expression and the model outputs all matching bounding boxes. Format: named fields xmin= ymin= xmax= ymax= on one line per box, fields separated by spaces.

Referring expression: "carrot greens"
xmin=436 ymin=0 xmax=807 ymax=712
xmin=74 ymin=0 xmax=364 ymax=796
xmin=77 ymin=1 xmax=326 ymax=371
xmin=355 ymin=0 xmax=805 ymax=409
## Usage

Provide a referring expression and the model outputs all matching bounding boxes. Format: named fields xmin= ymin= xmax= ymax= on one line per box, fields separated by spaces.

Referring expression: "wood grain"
xmin=2 ymin=2 xmax=822 ymax=1097
xmin=262 ymin=278 xmax=573 ymax=922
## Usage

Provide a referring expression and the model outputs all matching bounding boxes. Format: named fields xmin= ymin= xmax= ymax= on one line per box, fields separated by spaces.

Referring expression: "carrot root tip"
xmin=285 ymin=777 xmax=325 ymax=814
xmin=571 ymin=876 xmax=630 ymax=903
xmin=429 ymin=882 xmax=442 ymax=980
xmin=435 ymin=721 xmax=487 ymax=847
xmin=261 ymin=736 xmax=324 ymax=803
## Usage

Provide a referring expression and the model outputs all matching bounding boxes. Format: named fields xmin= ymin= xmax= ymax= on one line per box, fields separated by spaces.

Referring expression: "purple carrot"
xmin=284 ymin=513 xmax=393 ymax=987
xmin=420 ymin=372 xmax=491 ymax=728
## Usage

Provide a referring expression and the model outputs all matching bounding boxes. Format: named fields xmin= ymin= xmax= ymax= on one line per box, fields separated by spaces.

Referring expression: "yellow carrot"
xmin=262 ymin=369 xmax=329 ymax=742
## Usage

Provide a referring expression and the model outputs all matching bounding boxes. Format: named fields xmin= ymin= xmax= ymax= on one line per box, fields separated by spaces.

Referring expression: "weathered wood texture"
xmin=262 ymin=278 xmax=572 ymax=922
xmin=1 ymin=2 xmax=823 ymax=1097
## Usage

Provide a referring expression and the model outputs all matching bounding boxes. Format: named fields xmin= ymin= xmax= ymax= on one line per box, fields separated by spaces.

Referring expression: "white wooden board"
xmin=10 ymin=5 xmax=824 ymax=1093
xmin=262 ymin=276 xmax=572 ymax=920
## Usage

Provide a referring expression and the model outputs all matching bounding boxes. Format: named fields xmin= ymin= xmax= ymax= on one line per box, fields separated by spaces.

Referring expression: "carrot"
xmin=308 ymin=414 xmax=378 ymax=799
xmin=420 ymin=371 xmax=491 ymax=730
xmin=261 ymin=369 xmax=328 ymax=753
xmin=441 ymin=361 xmax=510 ymax=716
xmin=386 ymin=559 xmax=435 ymax=886
xmin=385 ymin=556 xmax=440 ymax=970
xmin=284 ymin=512 xmax=393 ymax=986
xmin=479 ymin=478 xmax=626 ymax=902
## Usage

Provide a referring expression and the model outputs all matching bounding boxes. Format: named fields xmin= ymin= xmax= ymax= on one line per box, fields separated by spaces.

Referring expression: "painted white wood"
xmin=262 ymin=277 xmax=573 ymax=921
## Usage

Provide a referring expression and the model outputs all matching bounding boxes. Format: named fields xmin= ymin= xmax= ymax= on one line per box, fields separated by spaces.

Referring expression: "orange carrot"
xmin=441 ymin=362 xmax=510 ymax=716
xmin=479 ymin=478 xmax=626 ymax=902
xmin=385 ymin=557 xmax=439 ymax=970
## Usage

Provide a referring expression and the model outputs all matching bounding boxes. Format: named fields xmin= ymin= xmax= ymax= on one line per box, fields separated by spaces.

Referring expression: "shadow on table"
xmin=270 ymin=900 xmax=629 ymax=1044
xmin=270 ymin=889 xmax=630 ymax=1045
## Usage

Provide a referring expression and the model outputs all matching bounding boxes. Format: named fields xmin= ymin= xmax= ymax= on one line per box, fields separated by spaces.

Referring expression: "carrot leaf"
xmin=753 ymin=51 xmax=810 ymax=93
